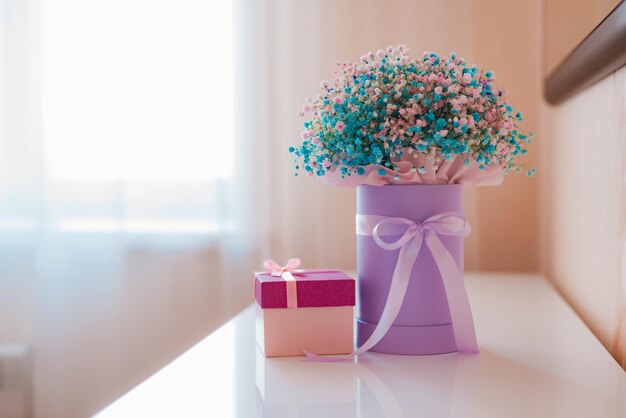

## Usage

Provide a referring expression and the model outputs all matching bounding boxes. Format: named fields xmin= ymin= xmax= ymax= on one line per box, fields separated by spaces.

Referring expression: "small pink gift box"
xmin=254 ymin=261 xmax=355 ymax=357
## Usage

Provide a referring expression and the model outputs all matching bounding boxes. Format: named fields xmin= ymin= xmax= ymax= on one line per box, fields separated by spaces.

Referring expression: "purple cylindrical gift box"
xmin=356 ymin=184 xmax=464 ymax=355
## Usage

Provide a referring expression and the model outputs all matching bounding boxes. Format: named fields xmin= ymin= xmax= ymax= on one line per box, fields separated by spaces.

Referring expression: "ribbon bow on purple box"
xmin=305 ymin=211 xmax=478 ymax=361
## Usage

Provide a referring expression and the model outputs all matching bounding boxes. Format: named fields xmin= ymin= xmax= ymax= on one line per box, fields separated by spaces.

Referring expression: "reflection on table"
xmin=96 ymin=275 xmax=626 ymax=418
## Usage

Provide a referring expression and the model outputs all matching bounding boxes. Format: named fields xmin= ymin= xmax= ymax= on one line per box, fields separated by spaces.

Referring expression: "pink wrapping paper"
xmin=318 ymin=150 xmax=504 ymax=187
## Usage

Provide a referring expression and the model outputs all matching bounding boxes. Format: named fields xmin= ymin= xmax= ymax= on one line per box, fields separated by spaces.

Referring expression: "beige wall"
xmin=266 ymin=0 xmax=541 ymax=272
xmin=543 ymin=67 xmax=626 ymax=369
xmin=466 ymin=0 xmax=541 ymax=271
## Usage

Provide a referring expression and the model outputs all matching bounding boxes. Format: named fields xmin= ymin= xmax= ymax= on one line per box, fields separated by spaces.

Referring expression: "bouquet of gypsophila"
xmin=290 ymin=46 xmax=534 ymax=186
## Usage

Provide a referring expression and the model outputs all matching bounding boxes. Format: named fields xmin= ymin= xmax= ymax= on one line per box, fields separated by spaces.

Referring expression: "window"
xmin=38 ymin=0 xmax=235 ymax=235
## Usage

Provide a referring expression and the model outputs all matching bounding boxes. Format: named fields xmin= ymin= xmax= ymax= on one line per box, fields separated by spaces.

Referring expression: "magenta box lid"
xmin=254 ymin=270 xmax=355 ymax=309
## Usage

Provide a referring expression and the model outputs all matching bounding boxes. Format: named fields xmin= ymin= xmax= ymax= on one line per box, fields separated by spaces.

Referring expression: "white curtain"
xmin=0 ymin=0 xmax=269 ymax=415
xmin=1 ymin=0 xmax=263 ymax=241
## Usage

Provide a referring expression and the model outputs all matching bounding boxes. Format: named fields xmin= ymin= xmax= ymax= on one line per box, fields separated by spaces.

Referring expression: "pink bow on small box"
xmin=263 ymin=258 xmax=302 ymax=277
xmin=263 ymin=258 xmax=302 ymax=308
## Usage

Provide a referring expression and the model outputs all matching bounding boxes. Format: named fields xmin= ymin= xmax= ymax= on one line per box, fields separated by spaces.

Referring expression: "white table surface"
xmin=95 ymin=274 xmax=626 ymax=418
